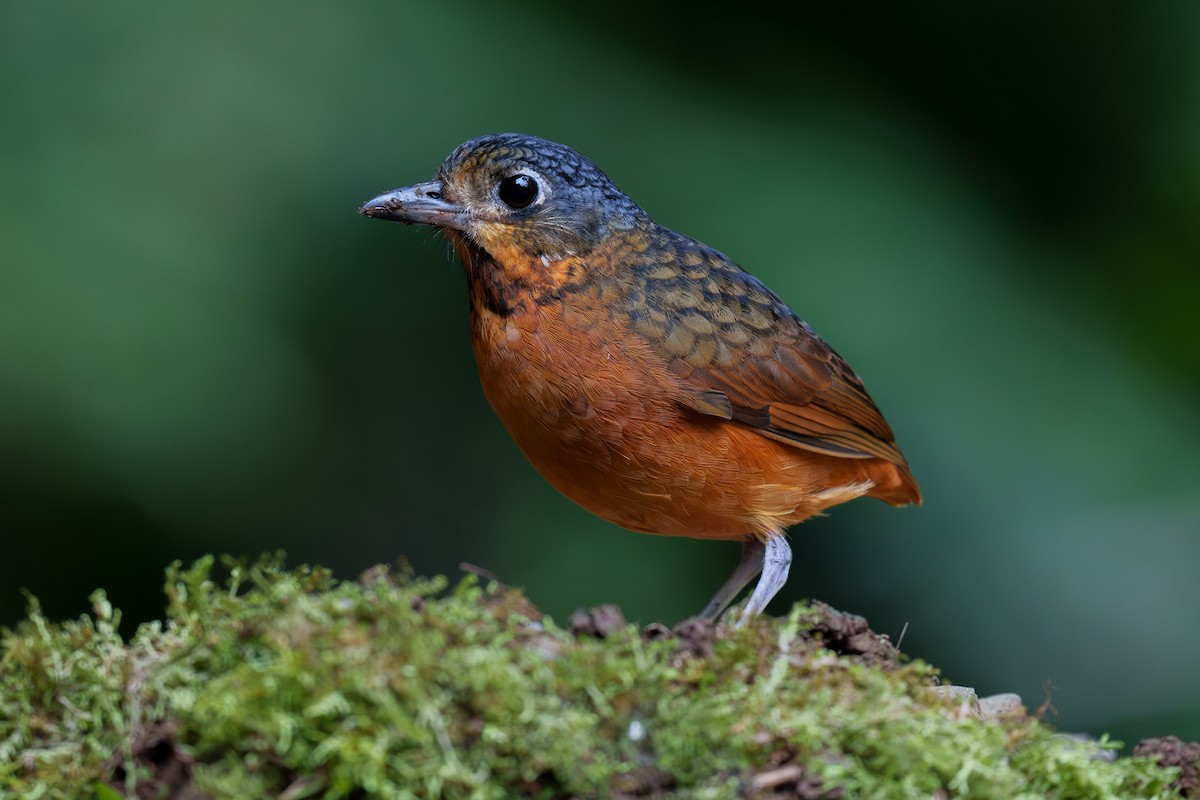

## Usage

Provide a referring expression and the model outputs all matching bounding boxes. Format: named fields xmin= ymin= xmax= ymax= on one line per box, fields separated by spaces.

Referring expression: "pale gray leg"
xmin=698 ymin=538 xmax=765 ymax=621
xmin=735 ymin=535 xmax=792 ymax=628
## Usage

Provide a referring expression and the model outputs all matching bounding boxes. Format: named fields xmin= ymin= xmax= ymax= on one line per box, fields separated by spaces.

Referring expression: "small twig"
xmin=279 ymin=775 xmax=323 ymax=800
xmin=751 ymin=764 xmax=805 ymax=791
xmin=1035 ymin=678 xmax=1058 ymax=720
xmin=459 ymin=562 xmax=501 ymax=583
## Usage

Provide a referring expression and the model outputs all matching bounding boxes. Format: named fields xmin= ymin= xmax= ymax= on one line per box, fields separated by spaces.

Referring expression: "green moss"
xmin=0 ymin=556 xmax=1183 ymax=799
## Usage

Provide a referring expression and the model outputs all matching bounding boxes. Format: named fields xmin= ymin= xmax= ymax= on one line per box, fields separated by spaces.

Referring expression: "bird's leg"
xmin=735 ymin=535 xmax=792 ymax=628
xmin=699 ymin=538 xmax=766 ymax=621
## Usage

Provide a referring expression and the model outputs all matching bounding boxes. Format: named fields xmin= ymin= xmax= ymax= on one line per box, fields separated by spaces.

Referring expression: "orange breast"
xmin=469 ymin=287 xmax=894 ymax=541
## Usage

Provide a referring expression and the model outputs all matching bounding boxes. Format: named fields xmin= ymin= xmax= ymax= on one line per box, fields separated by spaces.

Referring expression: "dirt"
xmin=1134 ymin=736 xmax=1200 ymax=797
xmin=105 ymin=721 xmax=201 ymax=800
xmin=622 ymin=601 xmax=900 ymax=669
xmin=609 ymin=765 xmax=678 ymax=798
xmin=804 ymin=601 xmax=900 ymax=669
xmin=569 ymin=603 xmax=629 ymax=638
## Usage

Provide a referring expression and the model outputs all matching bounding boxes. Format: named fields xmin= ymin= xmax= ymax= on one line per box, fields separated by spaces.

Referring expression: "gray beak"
xmin=358 ymin=181 xmax=466 ymax=230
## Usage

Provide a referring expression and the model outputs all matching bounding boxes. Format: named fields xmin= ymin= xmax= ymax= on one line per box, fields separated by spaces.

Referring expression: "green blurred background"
xmin=3 ymin=1 xmax=1197 ymax=745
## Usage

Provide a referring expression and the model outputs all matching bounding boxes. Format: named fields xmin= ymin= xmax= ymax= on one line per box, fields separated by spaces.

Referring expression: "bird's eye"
xmin=498 ymin=174 xmax=539 ymax=209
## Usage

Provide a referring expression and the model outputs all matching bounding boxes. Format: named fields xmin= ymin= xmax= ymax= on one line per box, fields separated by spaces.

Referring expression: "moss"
xmin=0 ymin=555 xmax=1183 ymax=799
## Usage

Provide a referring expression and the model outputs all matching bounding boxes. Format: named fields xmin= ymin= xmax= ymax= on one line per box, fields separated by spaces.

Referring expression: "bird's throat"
xmin=448 ymin=230 xmax=586 ymax=318
xmin=445 ymin=232 xmax=523 ymax=317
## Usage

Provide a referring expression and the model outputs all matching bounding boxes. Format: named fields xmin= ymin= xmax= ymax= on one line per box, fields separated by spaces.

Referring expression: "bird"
xmin=359 ymin=133 xmax=920 ymax=626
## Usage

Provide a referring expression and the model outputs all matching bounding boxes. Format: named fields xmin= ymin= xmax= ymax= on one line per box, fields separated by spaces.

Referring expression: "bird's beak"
xmin=358 ymin=181 xmax=467 ymax=230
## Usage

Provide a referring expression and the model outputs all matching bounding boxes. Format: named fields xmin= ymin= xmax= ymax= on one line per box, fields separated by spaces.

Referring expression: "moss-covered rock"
xmin=0 ymin=556 xmax=1188 ymax=799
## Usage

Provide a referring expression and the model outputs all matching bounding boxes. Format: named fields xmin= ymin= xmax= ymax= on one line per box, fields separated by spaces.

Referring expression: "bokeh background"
xmin=3 ymin=1 xmax=1197 ymax=745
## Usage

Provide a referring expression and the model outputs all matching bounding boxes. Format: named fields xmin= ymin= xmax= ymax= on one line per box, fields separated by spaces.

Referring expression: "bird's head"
xmin=359 ymin=133 xmax=646 ymax=271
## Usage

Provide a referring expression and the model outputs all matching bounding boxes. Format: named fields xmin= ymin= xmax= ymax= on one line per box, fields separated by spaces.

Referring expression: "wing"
xmin=622 ymin=229 xmax=912 ymax=469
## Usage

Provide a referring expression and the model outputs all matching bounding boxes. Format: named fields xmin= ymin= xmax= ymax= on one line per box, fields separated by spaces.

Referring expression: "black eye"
xmin=498 ymin=174 xmax=539 ymax=209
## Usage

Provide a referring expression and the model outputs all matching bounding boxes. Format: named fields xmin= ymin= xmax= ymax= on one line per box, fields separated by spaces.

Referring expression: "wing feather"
xmin=623 ymin=229 xmax=913 ymax=472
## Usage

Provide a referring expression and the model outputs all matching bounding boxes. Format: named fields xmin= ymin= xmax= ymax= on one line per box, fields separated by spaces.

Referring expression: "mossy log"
xmin=0 ymin=556 xmax=1192 ymax=799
